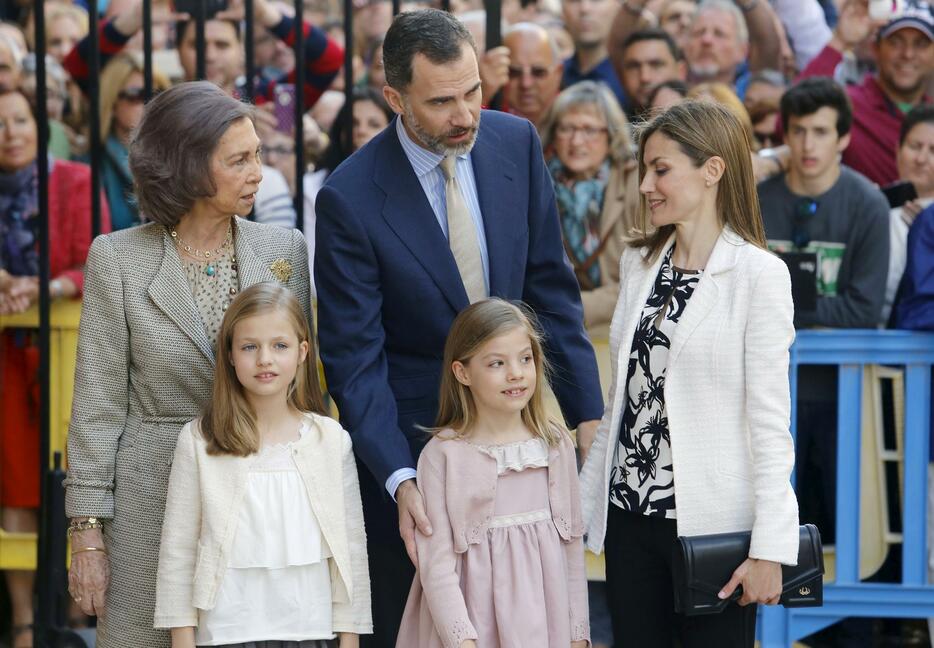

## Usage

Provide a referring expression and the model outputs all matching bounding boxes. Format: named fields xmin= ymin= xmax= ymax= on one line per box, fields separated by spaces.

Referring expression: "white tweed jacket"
xmin=579 ymin=227 xmax=800 ymax=565
xmin=154 ymin=412 xmax=372 ymax=635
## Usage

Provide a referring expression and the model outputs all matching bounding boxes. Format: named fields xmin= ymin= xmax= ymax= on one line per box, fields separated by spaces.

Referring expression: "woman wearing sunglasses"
xmin=97 ymin=52 xmax=170 ymax=230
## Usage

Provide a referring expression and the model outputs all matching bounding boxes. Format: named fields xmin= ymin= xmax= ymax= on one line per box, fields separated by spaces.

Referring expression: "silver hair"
xmin=695 ymin=0 xmax=748 ymax=45
xmin=539 ymin=80 xmax=634 ymax=166
xmin=0 ymin=32 xmax=24 ymax=68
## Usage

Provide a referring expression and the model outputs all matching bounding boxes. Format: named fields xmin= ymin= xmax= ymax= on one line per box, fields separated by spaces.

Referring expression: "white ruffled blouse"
xmin=473 ymin=437 xmax=550 ymax=474
xmin=195 ymin=420 xmax=335 ymax=645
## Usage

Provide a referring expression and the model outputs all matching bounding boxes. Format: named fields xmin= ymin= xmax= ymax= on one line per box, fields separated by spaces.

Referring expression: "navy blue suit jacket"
xmin=314 ymin=110 xmax=603 ymax=491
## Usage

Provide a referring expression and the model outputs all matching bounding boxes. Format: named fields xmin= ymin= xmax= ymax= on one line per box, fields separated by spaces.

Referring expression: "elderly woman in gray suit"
xmin=63 ymin=81 xmax=312 ymax=647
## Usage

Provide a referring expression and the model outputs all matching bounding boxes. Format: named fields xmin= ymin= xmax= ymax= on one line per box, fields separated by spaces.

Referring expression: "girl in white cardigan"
xmin=155 ymin=282 xmax=371 ymax=648
xmin=578 ymin=101 xmax=799 ymax=648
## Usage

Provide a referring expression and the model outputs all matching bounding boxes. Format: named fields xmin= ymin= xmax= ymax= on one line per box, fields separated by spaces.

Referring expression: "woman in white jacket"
xmin=578 ymin=100 xmax=799 ymax=648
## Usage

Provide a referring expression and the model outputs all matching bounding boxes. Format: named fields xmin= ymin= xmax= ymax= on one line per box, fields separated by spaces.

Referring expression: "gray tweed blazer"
xmin=64 ymin=217 xmax=311 ymax=648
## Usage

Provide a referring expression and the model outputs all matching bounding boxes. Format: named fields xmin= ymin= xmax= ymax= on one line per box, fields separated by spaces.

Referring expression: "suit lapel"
xmin=470 ymin=121 xmax=518 ymax=296
xmin=666 ymin=271 xmax=718 ymax=368
xmin=235 ymin=219 xmax=279 ymax=288
xmin=147 ymin=230 xmax=214 ymax=363
xmin=375 ymin=121 xmax=469 ymax=312
xmin=667 ymin=229 xmax=742 ymax=367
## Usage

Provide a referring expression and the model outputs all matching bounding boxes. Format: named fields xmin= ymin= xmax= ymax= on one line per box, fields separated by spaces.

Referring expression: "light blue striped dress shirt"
xmin=385 ymin=117 xmax=491 ymax=499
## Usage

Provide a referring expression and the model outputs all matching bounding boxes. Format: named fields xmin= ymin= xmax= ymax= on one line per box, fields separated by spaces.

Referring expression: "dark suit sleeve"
xmin=520 ymin=120 xmax=604 ymax=426
xmin=314 ymin=184 xmax=416 ymax=489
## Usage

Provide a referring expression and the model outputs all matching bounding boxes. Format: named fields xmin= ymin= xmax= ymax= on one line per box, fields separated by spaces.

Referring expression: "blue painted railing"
xmin=758 ymin=329 xmax=934 ymax=646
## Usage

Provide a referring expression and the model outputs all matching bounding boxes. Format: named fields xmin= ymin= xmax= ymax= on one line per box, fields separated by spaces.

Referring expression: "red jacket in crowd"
xmin=799 ymin=44 xmax=931 ymax=187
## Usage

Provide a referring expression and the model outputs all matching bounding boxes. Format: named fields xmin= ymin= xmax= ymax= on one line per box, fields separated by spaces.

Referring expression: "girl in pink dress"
xmin=396 ymin=299 xmax=590 ymax=648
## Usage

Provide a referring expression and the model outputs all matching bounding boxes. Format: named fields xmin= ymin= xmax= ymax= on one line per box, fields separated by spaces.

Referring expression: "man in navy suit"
xmin=315 ymin=9 xmax=604 ymax=646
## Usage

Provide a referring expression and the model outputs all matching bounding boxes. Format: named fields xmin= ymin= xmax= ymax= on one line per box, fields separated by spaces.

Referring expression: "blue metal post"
xmin=835 ymin=364 xmax=863 ymax=584
xmin=903 ymin=364 xmax=932 ymax=585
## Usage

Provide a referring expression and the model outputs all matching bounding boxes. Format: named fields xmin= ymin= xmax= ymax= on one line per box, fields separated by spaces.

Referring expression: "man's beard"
xmin=404 ymin=101 xmax=481 ymax=157
xmin=689 ymin=61 xmax=723 ymax=81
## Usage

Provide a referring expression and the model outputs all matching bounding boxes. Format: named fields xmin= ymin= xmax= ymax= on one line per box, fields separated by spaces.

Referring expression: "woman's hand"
xmin=571 ymin=641 xmax=589 ymax=648
xmin=0 ymin=276 xmax=38 ymax=315
xmin=460 ymin=641 xmax=477 ymax=648
xmin=170 ymin=627 xmax=197 ymax=648
xmin=719 ymin=558 xmax=783 ymax=606
xmin=339 ymin=632 xmax=360 ymax=648
xmin=67 ymin=527 xmax=110 ymax=617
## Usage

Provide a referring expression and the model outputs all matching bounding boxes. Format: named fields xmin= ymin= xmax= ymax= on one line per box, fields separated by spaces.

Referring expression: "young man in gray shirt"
xmin=758 ymin=78 xmax=889 ymax=574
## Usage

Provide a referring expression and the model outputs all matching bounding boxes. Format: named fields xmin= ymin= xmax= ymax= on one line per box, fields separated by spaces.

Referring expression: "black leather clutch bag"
xmin=672 ymin=524 xmax=824 ymax=616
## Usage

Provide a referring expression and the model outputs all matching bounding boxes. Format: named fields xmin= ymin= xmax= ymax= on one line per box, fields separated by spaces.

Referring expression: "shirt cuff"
xmin=385 ymin=468 xmax=417 ymax=501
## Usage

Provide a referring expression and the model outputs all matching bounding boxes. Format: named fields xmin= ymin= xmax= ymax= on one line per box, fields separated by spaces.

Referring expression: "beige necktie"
xmin=440 ymin=155 xmax=486 ymax=303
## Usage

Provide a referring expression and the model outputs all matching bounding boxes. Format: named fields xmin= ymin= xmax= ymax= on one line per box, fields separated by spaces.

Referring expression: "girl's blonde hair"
xmin=632 ymin=100 xmax=767 ymax=263
xmin=434 ymin=299 xmax=564 ymax=447
xmin=201 ymin=282 xmax=327 ymax=456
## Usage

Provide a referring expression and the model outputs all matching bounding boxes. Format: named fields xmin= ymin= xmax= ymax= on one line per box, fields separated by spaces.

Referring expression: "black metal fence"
xmin=23 ymin=0 xmax=501 ymax=643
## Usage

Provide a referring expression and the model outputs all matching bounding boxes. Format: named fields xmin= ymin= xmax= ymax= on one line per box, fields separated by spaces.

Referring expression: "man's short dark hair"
xmin=621 ymin=28 xmax=682 ymax=62
xmin=174 ymin=17 xmax=241 ymax=51
xmin=129 ymin=81 xmax=255 ymax=226
xmin=780 ymin=77 xmax=853 ymax=137
xmin=382 ymin=9 xmax=476 ymax=90
xmin=900 ymin=104 xmax=934 ymax=147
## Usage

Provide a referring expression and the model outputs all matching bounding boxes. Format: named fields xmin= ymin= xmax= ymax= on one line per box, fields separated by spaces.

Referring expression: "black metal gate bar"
xmin=244 ymin=0 xmax=255 ymax=103
xmin=88 ymin=0 xmax=102 ymax=238
xmin=143 ymin=0 xmax=153 ymax=99
xmin=293 ymin=0 xmax=304 ymax=231
xmin=485 ymin=0 xmax=501 ymax=50
xmin=196 ymin=0 xmax=207 ymax=80
xmin=33 ymin=0 xmax=55 ymax=639
xmin=342 ymin=0 xmax=352 ymax=155
xmin=243 ymin=0 xmax=263 ymax=103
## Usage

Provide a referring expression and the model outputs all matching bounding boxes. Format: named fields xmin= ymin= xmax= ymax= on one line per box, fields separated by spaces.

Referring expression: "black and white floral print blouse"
xmin=608 ymin=246 xmax=702 ymax=519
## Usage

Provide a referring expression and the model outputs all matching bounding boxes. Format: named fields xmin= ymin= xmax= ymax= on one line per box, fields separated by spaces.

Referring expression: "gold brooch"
xmin=269 ymin=259 xmax=292 ymax=283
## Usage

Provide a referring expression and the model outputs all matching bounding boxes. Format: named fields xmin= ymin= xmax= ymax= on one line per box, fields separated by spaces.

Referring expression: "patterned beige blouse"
xmin=180 ymin=245 xmax=240 ymax=345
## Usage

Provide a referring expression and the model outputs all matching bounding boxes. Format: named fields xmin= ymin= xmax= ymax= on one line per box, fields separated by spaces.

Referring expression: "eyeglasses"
xmin=507 ymin=64 xmax=553 ymax=80
xmin=264 ymin=145 xmax=295 ymax=156
xmin=554 ymin=124 xmax=609 ymax=140
xmin=792 ymin=197 xmax=818 ymax=250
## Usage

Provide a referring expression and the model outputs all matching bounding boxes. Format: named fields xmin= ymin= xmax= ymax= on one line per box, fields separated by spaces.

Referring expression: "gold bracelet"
xmin=67 ymin=517 xmax=103 ymax=538
xmin=71 ymin=546 xmax=108 ymax=556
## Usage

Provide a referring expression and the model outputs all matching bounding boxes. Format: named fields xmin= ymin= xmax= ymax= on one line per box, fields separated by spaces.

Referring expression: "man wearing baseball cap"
xmin=798 ymin=0 xmax=933 ymax=186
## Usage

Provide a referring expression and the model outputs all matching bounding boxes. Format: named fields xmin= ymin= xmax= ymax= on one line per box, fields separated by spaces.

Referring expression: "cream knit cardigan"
xmin=579 ymin=228 xmax=800 ymax=565
xmin=154 ymin=412 xmax=372 ymax=634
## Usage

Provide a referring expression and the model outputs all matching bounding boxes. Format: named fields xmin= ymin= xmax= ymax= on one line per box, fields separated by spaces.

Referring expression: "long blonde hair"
xmin=687 ymin=83 xmax=756 ymax=151
xmin=632 ymin=100 xmax=767 ymax=263
xmin=434 ymin=299 xmax=564 ymax=447
xmin=99 ymin=52 xmax=170 ymax=143
xmin=201 ymin=282 xmax=327 ymax=456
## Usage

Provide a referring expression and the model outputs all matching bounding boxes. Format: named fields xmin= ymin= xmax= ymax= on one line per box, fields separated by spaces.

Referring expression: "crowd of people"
xmin=0 ymin=0 xmax=932 ymax=646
